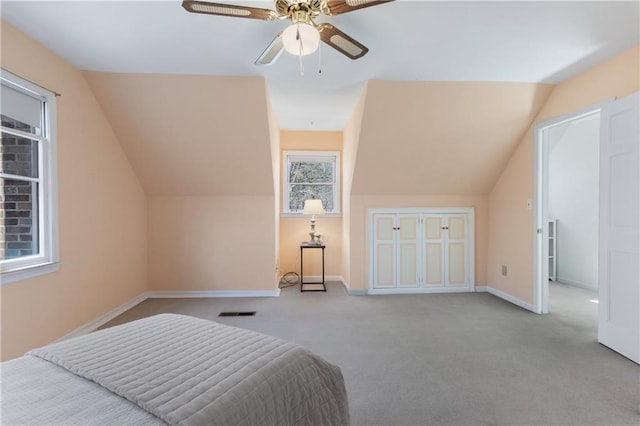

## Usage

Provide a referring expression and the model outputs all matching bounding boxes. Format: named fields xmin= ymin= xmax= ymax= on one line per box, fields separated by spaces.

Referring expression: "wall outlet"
xmin=501 ymin=265 xmax=508 ymax=276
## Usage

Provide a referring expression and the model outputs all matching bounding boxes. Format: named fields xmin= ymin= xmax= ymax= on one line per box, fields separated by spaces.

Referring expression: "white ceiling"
xmin=2 ymin=0 xmax=638 ymax=130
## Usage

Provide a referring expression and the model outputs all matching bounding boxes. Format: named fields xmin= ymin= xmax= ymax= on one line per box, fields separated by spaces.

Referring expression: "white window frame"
xmin=283 ymin=151 xmax=340 ymax=214
xmin=1 ymin=69 xmax=59 ymax=284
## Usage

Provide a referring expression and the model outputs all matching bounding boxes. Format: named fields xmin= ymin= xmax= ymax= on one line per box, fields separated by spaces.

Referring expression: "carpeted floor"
xmin=101 ymin=282 xmax=639 ymax=425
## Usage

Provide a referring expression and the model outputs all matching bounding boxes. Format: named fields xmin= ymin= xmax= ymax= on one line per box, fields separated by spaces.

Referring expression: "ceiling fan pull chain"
xmin=298 ymin=24 xmax=305 ymax=76
xmin=318 ymin=42 xmax=322 ymax=74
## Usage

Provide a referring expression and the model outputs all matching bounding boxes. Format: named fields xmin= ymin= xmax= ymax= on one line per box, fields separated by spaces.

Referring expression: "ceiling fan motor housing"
xmin=276 ymin=0 xmax=322 ymax=20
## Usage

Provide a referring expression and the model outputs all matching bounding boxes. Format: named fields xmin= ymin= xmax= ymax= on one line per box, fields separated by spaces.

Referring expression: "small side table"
xmin=300 ymin=242 xmax=326 ymax=292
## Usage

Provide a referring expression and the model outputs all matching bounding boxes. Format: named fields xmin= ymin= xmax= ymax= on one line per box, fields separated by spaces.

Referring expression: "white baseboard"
xmin=55 ymin=288 xmax=281 ymax=342
xmin=555 ymin=278 xmax=597 ymax=292
xmin=368 ymin=286 xmax=474 ymax=295
xmin=337 ymin=278 xmax=368 ymax=295
xmin=148 ymin=289 xmax=281 ymax=298
xmin=299 ymin=275 xmax=343 ymax=282
xmin=56 ymin=291 xmax=150 ymax=342
xmin=477 ymin=286 xmax=536 ymax=313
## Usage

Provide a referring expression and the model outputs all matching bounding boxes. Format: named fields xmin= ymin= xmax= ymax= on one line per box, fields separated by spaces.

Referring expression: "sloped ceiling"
xmin=83 ymin=72 xmax=274 ymax=196
xmin=351 ymin=80 xmax=555 ymax=195
xmin=3 ymin=1 xmax=638 ymax=130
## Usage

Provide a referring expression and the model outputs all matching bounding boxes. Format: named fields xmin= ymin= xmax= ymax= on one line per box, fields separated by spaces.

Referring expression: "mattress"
xmin=0 ymin=313 xmax=350 ymax=426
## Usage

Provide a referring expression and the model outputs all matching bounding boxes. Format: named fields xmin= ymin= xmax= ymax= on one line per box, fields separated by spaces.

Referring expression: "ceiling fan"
xmin=182 ymin=0 xmax=394 ymax=65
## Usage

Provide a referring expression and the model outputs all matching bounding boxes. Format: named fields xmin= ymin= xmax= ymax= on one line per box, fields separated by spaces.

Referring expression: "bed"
xmin=0 ymin=313 xmax=350 ymax=425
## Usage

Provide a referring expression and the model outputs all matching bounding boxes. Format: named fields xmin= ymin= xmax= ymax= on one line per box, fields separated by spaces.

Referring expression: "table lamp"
xmin=303 ymin=199 xmax=325 ymax=244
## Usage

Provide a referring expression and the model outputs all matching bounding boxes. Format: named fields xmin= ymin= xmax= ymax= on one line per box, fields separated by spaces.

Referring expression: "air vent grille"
xmin=219 ymin=312 xmax=256 ymax=317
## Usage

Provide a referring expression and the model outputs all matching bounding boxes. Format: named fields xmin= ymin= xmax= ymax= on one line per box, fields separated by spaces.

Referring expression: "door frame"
xmin=532 ymin=100 xmax=611 ymax=314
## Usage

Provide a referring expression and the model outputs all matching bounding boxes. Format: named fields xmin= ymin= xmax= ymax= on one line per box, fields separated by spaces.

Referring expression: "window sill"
xmin=280 ymin=212 xmax=343 ymax=218
xmin=1 ymin=262 xmax=60 ymax=286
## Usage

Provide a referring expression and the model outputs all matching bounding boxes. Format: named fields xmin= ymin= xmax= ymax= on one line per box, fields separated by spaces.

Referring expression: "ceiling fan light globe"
xmin=282 ymin=23 xmax=320 ymax=56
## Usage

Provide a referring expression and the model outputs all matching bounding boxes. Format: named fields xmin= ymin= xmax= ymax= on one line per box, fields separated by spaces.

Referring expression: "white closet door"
xmin=397 ymin=215 xmax=419 ymax=287
xmin=423 ymin=215 xmax=444 ymax=286
xmin=373 ymin=214 xmax=396 ymax=288
xmin=598 ymin=92 xmax=639 ymax=364
xmin=446 ymin=215 xmax=467 ymax=286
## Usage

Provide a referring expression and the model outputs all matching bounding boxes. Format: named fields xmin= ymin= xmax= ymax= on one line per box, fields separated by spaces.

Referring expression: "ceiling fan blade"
xmin=255 ymin=32 xmax=285 ymax=66
xmin=182 ymin=0 xmax=279 ymax=21
xmin=317 ymin=23 xmax=368 ymax=60
xmin=321 ymin=0 xmax=394 ymax=16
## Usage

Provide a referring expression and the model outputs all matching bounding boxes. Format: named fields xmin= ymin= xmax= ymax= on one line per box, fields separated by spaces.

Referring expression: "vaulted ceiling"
xmin=2 ymin=1 xmax=637 ymax=198
xmin=84 ymin=72 xmax=275 ymax=196
xmin=351 ymin=80 xmax=554 ymax=195
xmin=2 ymin=1 xmax=638 ymax=130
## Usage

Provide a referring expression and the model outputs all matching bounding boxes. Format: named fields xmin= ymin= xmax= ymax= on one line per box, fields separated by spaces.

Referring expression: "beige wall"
xmin=347 ymin=195 xmax=489 ymax=290
xmin=1 ymin=22 xmax=148 ymax=360
xmin=342 ymin=81 xmax=551 ymax=291
xmin=267 ymin=86 xmax=281 ymax=282
xmin=148 ymin=196 xmax=277 ymax=291
xmin=351 ymin=80 xmax=554 ymax=195
xmin=279 ymin=131 xmax=343 ymax=277
xmin=342 ymin=86 xmax=368 ymax=286
xmin=488 ymin=45 xmax=640 ymax=305
xmin=83 ymin=71 xmax=281 ymax=293
xmin=83 ymin=73 xmax=275 ymax=197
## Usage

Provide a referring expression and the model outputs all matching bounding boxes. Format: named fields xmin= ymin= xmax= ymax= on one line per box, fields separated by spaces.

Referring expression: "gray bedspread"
xmin=23 ymin=313 xmax=349 ymax=426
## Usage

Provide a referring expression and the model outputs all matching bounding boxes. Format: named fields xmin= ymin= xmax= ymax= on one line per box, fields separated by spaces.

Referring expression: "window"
xmin=283 ymin=151 xmax=340 ymax=214
xmin=1 ymin=69 xmax=58 ymax=284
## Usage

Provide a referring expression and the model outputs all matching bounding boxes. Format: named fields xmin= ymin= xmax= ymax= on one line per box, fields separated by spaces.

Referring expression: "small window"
xmin=283 ymin=151 xmax=340 ymax=214
xmin=1 ymin=69 xmax=58 ymax=284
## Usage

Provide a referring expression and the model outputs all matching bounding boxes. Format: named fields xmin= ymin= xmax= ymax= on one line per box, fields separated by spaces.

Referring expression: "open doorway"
xmin=533 ymin=103 xmax=606 ymax=316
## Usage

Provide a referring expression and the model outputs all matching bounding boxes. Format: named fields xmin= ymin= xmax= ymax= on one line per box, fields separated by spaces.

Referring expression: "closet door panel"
xmin=425 ymin=217 xmax=442 ymax=239
xmin=448 ymin=216 xmax=465 ymax=239
xmin=399 ymin=244 xmax=417 ymax=285
xmin=376 ymin=244 xmax=395 ymax=287
xmin=373 ymin=214 xmax=396 ymax=288
xmin=398 ymin=215 xmax=419 ymax=287
xmin=448 ymin=242 xmax=466 ymax=285
xmin=425 ymin=243 xmax=442 ymax=284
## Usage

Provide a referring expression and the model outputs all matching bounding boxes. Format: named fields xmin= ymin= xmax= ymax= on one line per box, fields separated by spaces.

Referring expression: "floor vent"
xmin=218 ymin=311 xmax=256 ymax=317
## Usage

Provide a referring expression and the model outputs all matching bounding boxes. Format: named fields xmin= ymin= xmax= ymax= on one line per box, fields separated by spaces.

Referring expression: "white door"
xmin=372 ymin=214 xmax=419 ymax=288
xmin=373 ymin=214 xmax=396 ymax=288
xmin=446 ymin=215 xmax=467 ymax=286
xmin=397 ymin=215 xmax=419 ymax=287
xmin=598 ymin=92 xmax=639 ymax=364
xmin=422 ymin=214 xmax=468 ymax=287
xmin=423 ymin=215 xmax=444 ymax=286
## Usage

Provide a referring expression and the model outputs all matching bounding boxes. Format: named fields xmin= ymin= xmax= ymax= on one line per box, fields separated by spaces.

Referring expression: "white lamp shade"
xmin=303 ymin=199 xmax=325 ymax=215
xmin=282 ymin=23 xmax=320 ymax=56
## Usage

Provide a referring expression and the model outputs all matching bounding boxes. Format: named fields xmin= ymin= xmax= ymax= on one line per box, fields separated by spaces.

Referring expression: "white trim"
xmin=280 ymin=212 xmax=343 ymax=218
xmin=0 ymin=69 xmax=59 ymax=281
xmin=148 ymin=290 xmax=281 ymax=298
xmin=54 ymin=288 xmax=282 ymax=341
xmin=299 ymin=275 xmax=343 ymax=282
xmin=478 ymin=286 xmax=536 ymax=313
xmin=555 ymin=278 xmax=597 ymax=292
xmin=282 ymin=150 xmax=341 ymax=214
xmin=368 ymin=286 xmax=474 ymax=295
xmin=337 ymin=276 xmax=367 ymax=295
xmin=56 ymin=292 xmax=150 ymax=341
xmin=0 ymin=261 xmax=60 ymax=285
xmin=532 ymin=99 xmax=611 ymax=315
xmin=367 ymin=207 xmax=475 ymax=294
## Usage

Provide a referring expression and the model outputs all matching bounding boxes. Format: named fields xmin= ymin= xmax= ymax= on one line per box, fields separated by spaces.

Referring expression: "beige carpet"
xmin=101 ymin=282 xmax=639 ymax=426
